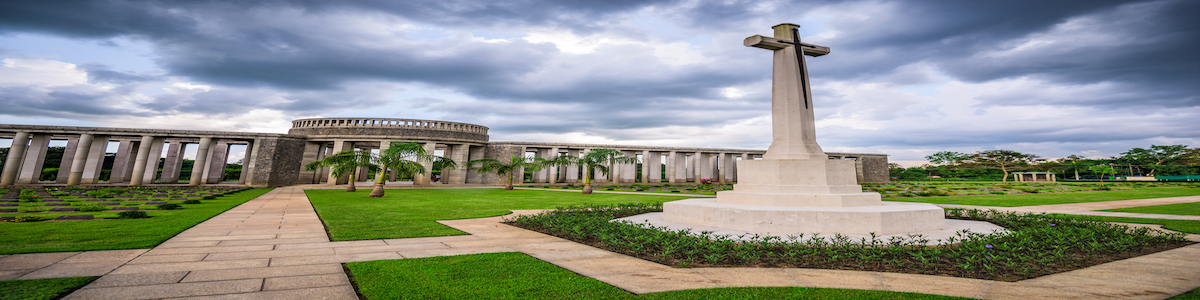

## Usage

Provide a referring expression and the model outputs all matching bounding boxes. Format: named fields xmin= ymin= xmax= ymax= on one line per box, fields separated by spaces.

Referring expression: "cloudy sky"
xmin=1 ymin=0 xmax=1197 ymax=166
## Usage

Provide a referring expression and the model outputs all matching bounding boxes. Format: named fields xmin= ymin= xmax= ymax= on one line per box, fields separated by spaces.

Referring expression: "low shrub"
xmin=506 ymin=204 xmax=1191 ymax=282
xmin=117 ymin=211 xmax=149 ymax=219
xmin=12 ymin=215 xmax=51 ymax=222
xmin=183 ymin=199 xmax=202 ymax=204
xmin=156 ymin=204 xmax=181 ymax=210
xmin=202 ymin=195 xmax=216 ymax=200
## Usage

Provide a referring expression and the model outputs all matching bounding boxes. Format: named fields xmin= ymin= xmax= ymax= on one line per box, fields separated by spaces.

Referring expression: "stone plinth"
xmin=663 ymin=158 xmax=945 ymax=235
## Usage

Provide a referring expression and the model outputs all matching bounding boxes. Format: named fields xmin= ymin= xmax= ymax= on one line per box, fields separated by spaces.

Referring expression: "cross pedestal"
xmin=662 ymin=23 xmax=945 ymax=235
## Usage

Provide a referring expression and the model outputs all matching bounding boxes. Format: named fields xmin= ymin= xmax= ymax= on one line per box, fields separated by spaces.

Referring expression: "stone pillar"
xmin=16 ymin=134 xmax=49 ymax=184
xmin=239 ymin=141 xmax=254 ymax=184
xmin=622 ymin=150 xmax=637 ymax=183
xmin=852 ymin=157 xmax=865 ymax=184
xmin=242 ymin=139 xmax=261 ymax=186
xmin=204 ymin=141 xmax=230 ymax=184
xmin=445 ymin=144 xmax=468 ymax=185
xmin=129 ymin=136 xmax=155 ymax=186
xmin=55 ymin=137 xmax=79 ymax=184
xmin=666 ymin=151 xmax=677 ymax=184
xmin=532 ymin=148 xmax=548 ymax=183
xmin=157 ymin=142 xmax=185 ymax=183
xmin=414 ymin=142 xmax=437 ymax=186
xmin=467 ymin=145 xmax=485 ymax=183
xmin=1 ymin=132 xmax=31 ymax=186
xmin=565 ymin=149 xmax=580 ymax=183
xmin=139 ymin=137 xmax=164 ymax=184
xmin=547 ymin=147 xmax=560 ymax=184
xmin=189 ymin=137 xmax=213 ymax=186
xmin=736 ymin=153 xmax=748 ymax=182
xmin=327 ymin=140 xmax=351 ymax=185
xmin=109 ymin=140 xmax=136 ymax=183
xmin=80 ymin=136 xmax=110 ymax=184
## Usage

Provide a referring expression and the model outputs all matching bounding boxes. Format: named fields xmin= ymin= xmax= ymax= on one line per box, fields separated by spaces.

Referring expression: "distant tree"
xmin=1055 ymin=155 xmax=1091 ymax=180
xmin=1121 ymin=145 xmax=1190 ymax=176
xmin=959 ymin=150 xmax=1042 ymax=182
xmin=546 ymin=148 xmax=638 ymax=194
xmin=1089 ymin=165 xmax=1116 ymax=186
xmin=925 ymin=151 xmax=966 ymax=165
xmin=466 ymin=155 xmax=548 ymax=190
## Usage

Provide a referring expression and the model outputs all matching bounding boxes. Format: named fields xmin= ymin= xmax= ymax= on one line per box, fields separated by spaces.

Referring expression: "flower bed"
xmin=505 ymin=203 xmax=1192 ymax=281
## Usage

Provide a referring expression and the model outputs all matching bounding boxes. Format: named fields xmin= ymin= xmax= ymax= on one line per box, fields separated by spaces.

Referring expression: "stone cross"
xmin=744 ymin=23 xmax=831 ymax=161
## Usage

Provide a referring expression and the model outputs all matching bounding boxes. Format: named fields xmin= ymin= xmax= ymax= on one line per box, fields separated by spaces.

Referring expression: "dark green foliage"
xmin=77 ymin=205 xmax=107 ymax=212
xmin=117 ymin=211 xmax=149 ymax=219
xmin=156 ymin=204 xmax=181 ymax=210
xmin=183 ymin=199 xmax=202 ymax=204
xmin=507 ymin=204 xmax=1191 ymax=281
xmin=203 ymin=195 xmax=216 ymax=200
xmin=0 ymin=276 xmax=96 ymax=300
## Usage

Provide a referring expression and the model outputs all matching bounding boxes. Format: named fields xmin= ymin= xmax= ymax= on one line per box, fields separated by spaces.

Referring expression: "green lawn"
xmin=305 ymin=188 xmax=690 ymax=241
xmin=1171 ymin=287 xmax=1200 ymax=299
xmin=346 ymin=252 xmax=966 ymax=300
xmin=0 ymin=188 xmax=272 ymax=254
xmin=1104 ymin=201 xmax=1200 ymax=216
xmin=0 ymin=277 xmax=95 ymax=300
xmin=1056 ymin=214 xmax=1200 ymax=234
xmin=886 ymin=187 xmax=1200 ymax=207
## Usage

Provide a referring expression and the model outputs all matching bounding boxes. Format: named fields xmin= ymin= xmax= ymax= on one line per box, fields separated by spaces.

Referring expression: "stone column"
xmin=622 ymin=150 xmax=637 ymax=183
xmin=565 ymin=149 xmax=580 ymax=183
xmin=547 ymin=147 xmax=560 ymax=184
xmin=665 ymin=151 xmax=677 ymax=184
xmin=189 ymin=137 xmax=213 ymax=186
xmin=242 ymin=139 xmax=261 ymax=186
xmin=327 ymin=140 xmax=351 ymax=185
xmin=157 ymin=141 xmax=185 ymax=183
xmin=80 ymin=136 xmax=110 ymax=184
xmin=1 ymin=132 xmax=31 ymax=186
xmin=414 ymin=142 xmax=437 ymax=185
xmin=445 ymin=144 xmax=468 ymax=185
xmin=239 ymin=141 xmax=255 ymax=184
xmin=139 ymin=137 xmax=164 ymax=184
xmin=55 ymin=137 xmax=79 ymax=184
xmin=466 ymin=146 xmax=485 ymax=183
xmin=205 ymin=141 xmax=230 ymax=184
xmin=531 ymin=148 xmax=548 ymax=183
xmin=108 ymin=140 xmax=136 ymax=183
xmin=16 ymin=134 xmax=49 ymax=184
xmin=129 ymin=135 xmax=155 ymax=186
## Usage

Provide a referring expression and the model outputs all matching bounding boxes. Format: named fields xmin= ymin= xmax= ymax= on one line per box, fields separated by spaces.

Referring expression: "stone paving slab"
xmin=0 ymin=249 xmax=148 ymax=280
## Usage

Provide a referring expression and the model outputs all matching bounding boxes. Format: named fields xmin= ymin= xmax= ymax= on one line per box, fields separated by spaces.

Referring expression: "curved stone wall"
xmin=288 ymin=118 xmax=489 ymax=143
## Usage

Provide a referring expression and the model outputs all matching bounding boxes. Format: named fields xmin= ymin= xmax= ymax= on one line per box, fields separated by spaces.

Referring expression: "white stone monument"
xmin=660 ymin=24 xmax=946 ymax=235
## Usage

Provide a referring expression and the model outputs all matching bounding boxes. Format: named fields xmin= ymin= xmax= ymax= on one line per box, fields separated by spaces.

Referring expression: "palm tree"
xmin=547 ymin=148 xmax=637 ymax=194
xmin=369 ymin=141 xmax=457 ymax=198
xmin=304 ymin=150 xmax=376 ymax=192
xmin=466 ymin=155 xmax=548 ymax=190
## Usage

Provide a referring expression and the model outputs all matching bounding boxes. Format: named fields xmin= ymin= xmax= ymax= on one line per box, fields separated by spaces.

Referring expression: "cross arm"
xmin=744 ymin=35 xmax=830 ymax=57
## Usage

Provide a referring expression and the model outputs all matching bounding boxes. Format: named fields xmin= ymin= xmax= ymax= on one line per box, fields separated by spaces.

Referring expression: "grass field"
xmin=1104 ymin=201 xmax=1200 ymax=216
xmin=0 ymin=277 xmax=95 ymax=300
xmin=885 ymin=187 xmax=1200 ymax=207
xmin=305 ymin=188 xmax=690 ymax=241
xmin=0 ymin=188 xmax=272 ymax=254
xmin=346 ymin=252 xmax=966 ymax=300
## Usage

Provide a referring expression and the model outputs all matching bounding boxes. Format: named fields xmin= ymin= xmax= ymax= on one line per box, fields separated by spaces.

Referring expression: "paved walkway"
xmin=4 ymin=188 xmax=1195 ymax=299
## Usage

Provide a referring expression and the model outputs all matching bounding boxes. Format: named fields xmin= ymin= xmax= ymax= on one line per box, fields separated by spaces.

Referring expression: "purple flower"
xmin=985 ymin=244 xmax=993 ymax=248
xmin=1050 ymin=224 xmax=1056 ymax=226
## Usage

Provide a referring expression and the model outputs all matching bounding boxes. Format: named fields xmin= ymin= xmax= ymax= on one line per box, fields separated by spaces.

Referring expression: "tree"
xmin=303 ymin=150 xmax=376 ymax=192
xmin=925 ymin=151 xmax=965 ymax=165
xmin=1056 ymin=155 xmax=1091 ymax=180
xmin=1121 ymin=145 xmax=1190 ymax=176
xmin=546 ymin=148 xmax=638 ymax=194
xmin=959 ymin=150 xmax=1042 ymax=182
xmin=368 ymin=141 xmax=454 ymax=198
xmin=466 ymin=155 xmax=548 ymax=190
xmin=1089 ymin=165 xmax=1116 ymax=187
